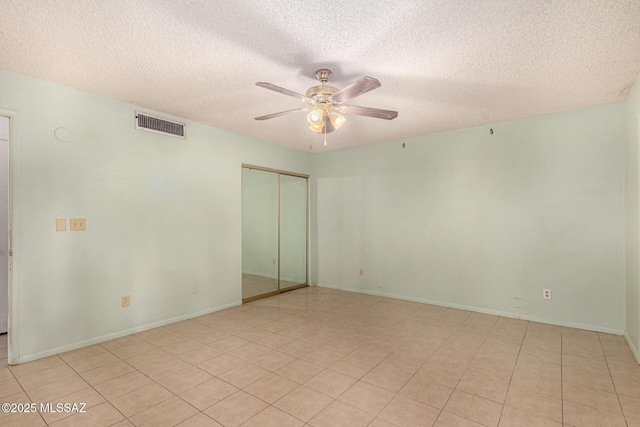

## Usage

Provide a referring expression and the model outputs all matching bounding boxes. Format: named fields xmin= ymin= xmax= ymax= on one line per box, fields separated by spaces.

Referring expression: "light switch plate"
xmin=70 ymin=218 xmax=86 ymax=231
xmin=55 ymin=218 xmax=66 ymax=232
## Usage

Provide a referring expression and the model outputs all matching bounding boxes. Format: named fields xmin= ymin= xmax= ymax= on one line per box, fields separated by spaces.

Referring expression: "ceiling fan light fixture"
xmin=309 ymin=122 xmax=324 ymax=133
xmin=330 ymin=112 xmax=345 ymax=129
xmin=307 ymin=109 xmax=324 ymax=125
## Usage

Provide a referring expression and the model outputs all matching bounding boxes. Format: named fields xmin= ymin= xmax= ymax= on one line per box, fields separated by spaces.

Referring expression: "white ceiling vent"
xmin=135 ymin=111 xmax=185 ymax=139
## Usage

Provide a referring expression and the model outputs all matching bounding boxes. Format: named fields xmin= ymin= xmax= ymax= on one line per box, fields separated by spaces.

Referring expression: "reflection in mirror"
xmin=241 ymin=168 xmax=278 ymax=299
xmin=279 ymin=175 xmax=307 ymax=289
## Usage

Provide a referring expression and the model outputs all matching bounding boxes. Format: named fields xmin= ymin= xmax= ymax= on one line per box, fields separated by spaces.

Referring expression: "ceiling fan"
xmin=255 ymin=69 xmax=398 ymax=138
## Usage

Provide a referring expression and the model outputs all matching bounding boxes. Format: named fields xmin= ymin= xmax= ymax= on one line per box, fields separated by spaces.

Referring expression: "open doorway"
xmin=0 ymin=115 xmax=8 ymax=367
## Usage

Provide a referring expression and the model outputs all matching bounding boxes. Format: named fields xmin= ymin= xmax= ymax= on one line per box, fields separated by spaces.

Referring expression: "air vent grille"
xmin=135 ymin=112 xmax=185 ymax=138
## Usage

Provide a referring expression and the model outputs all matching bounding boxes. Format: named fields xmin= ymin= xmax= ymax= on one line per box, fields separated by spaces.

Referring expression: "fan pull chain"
xmin=324 ymin=120 xmax=327 ymax=146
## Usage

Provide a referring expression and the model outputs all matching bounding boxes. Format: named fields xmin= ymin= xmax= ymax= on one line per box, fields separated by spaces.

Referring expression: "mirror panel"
xmin=279 ymin=174 xmax=307 ymax=289
xmin=241 ymin=168 xmax=279 ymax=299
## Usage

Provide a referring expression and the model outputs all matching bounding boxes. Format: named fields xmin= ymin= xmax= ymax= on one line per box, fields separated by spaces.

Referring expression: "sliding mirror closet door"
xmin=242 ymin=168 xmax=279 ymax=300
xmin=242 ymin=165 xmax=308 ymax=302
xmin=279 ymin=174 xmax=307 ymax=290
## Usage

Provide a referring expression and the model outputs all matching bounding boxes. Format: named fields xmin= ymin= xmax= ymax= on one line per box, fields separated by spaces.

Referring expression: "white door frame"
xmin=0 ymin=109 xmax=17 ymax=365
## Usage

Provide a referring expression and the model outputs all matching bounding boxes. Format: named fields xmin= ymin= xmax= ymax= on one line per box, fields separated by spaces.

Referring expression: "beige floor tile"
xmin=40 ymin=387 xmax=105 ymax=425
xmin=208 ymin=336 xmax=251 ymax=353
xmin=498 ymin=406 xmax=562 ymax=427
xmin=360 ymin=364 xmax=413 ymax=393
xmin=108 ymin=341 xmax=157 ymax=360
xmin=218 ymin=363 xmax=270 ymax=388
xmin=301 ymin=347 xmax=348 ymax=368
xmin=369 ymin=416 xmax=404 ymax=426
xmin=204 ymin=391 xmax=267 ymax=427
xmin=156 ymin=365 xmax=212 ymax=394
xmin=562 ymin=365 xmax=616 ymax=393
xmin=93 ymin=371 xmax=153 ymax=400
xmin=198 ymin=354 xmax=246 ymax=376
xmin=0 ymin=410 xmax=47 ymax=427
xmin=513 ymin=357 xmax=560 ymax=380
xmin=129 ymin=395 xmax=199 ymax=427
xmin=619 ymin=394 xmax=640 ymax=419
xmin=399 ymin=375 xmax=454 ymax=409
xmin=563 ymin=400 xmax=627 ymax=427
xmin=254 ymin=333 xmax=295 ymax=349
xmin=562 ymin=381 xmax=622 ymax=414
xmin=305 ymin=369 xmax=357 ymax=398
xmin=110 ymin=383 xmax=174 ymax=417
xmin=378 ymin=395 xmax=440 ymax=427
xmin=611 ymin=376 xmax=640 ymax=397
xmin=227 ymin=343 xmax=271 ymax=361
xmin=338 ymin=381 xmax=395 ymax=415
xmin=6 ymin=288 xmax=640 ymax=427
xmin=17 ymin=365 xmax=78 ymax=390
xmin=59 ymin=345 xmax=108 ymax=363
xmin=517 ymin=346 xmax=561 ymax=365
xmin=509 ymin=370 xmax=561 ymax=399
xmin=608 ymin=360 xmax=640 ymax=382
xmin=250 ymin=349 xmax=296 ymax=372
xmin=456 ymin=370 xmax=511 ymax=403
xmin=26 ymin=375 xmax=89 ymax=403
xmin=309 ymin=400 xmax=375 ymax=427
xmin=50 ymin=401 xmax=124 ymax=427
xmin=0 ymin=367 xmax=12 ymax=382
xmin=562 ymin=343 xmax=605 ymax=361
xmin=274 ymin=385 xmax=333 ymax=421
xmin=176 ymin=347 xmax=223 ymax=365
xmin=278 ymin=339 xmax=319 ymax=358
xmin=443 ymin=390 xmax=503 ymax=427
xmin=65 ymin=351 xmax=120 ymax=373
xmin=435 ymin=412 xmax=485 ymax=426
xmin=179 ymin=377 xmax=238 ymax=411
xmin=244 ymin=373 xmax=298 ymax=404
xmin=79 ymin=360 xmax=135 ymax=386
xmin=175 ymin=413 xmax=223 ymax=427
xmin=9 ymin=355 xmax=64 ymax=378
xmin=562 ymin=354 xmax=610 ymax=376
xmin=241 ymin=406 xmax=304 ymax=427
xmin=276 ymin=359 xmax=324 ymax=383
xmin=627 ymin=417 xmax=640 ymax=427
xmin=0 ymin=378 xmax=25 ymax=399
xmin=504 ymin=385 xmax=562 ymax=423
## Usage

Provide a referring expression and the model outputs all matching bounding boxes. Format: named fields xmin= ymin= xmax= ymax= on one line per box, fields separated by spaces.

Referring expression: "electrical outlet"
xmin=359 ymin=269 xmax=364 ymax=276
xmin=55 ymin=218 xmax=66 ymax=232
xmin=122 ymin=295 xmax=131 ymax=307
xmin=272 ymin=258 xmax=276 ymax=265
xmin=190 ymin=283 xmax=197 ymax=293
xmin=70 ymin=218 xmax=86 ymax=231
xmin=543 ymin=289 xmax=551 ymax=300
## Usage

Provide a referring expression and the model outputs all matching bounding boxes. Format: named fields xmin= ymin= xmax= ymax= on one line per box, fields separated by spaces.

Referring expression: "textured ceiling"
xmin=1 ymin=1 xmax=640 ymax=152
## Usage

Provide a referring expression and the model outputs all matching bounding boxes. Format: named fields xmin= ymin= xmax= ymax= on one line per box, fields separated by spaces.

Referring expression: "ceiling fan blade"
xmin=340 ymin=105 xmax=398 ymax=120
xmin=255 ymin=108 xmax=308 ymax=120
xmin=256 ymin=82 xmax=312 ymax=103
xmin=330 ymin=76 xmax=381 ymax=104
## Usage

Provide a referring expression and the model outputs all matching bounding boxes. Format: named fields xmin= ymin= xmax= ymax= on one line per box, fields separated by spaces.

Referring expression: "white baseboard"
xmin=11 ymin=300 xmax=242 ymax=365
xmin=314 ymin=282 xmax=625 ymax=336
xmin=624 ymin=332 xmax=640 ymax=365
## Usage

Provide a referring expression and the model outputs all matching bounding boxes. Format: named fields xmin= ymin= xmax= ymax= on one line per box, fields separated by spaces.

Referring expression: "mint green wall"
xmin=0 ymin=69 xmax=312 ymax=363
xmin=312 ymin=104 xmax=625 ymax=333
xmin=624 ymin=75 xmax=640 ymax=362
xmin=1 ymin=67 xmax=634 ymax=363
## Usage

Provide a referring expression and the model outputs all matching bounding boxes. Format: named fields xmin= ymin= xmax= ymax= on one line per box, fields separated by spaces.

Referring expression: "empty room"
xmin=1 ymin=1 xmax=640 ymax=426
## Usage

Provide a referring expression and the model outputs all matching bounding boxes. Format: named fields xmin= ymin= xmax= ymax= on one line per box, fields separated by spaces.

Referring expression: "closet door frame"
xmin=241 ymin=164 xmax=309 ymax=303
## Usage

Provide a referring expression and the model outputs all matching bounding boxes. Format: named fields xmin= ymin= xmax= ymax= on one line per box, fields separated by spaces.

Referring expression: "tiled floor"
xmin=242 ymin=273 xmax=302 ymax=299
xmin=1 ymin=287 xmax=640 ymax=426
